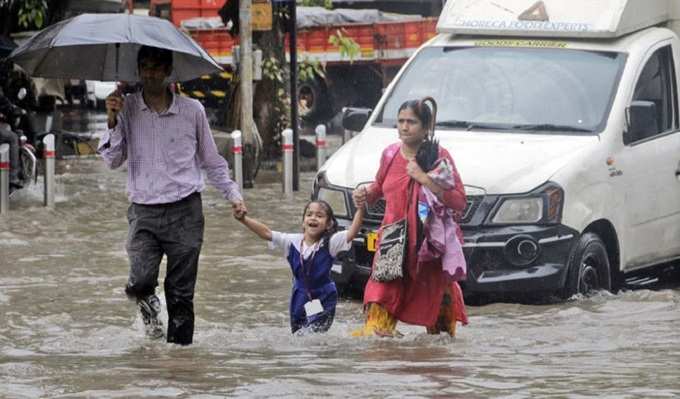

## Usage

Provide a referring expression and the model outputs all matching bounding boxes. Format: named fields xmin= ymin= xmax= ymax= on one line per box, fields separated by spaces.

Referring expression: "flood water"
xmin=1 ymin=109 xmax=679 ymax=398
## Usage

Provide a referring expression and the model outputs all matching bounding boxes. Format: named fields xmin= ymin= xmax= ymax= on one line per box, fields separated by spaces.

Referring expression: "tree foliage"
xmin=300 ymin=0 xmax=332 ymax=9
xmin=0 ymin=0 xmax=48 ymax=29
xmin=329 ymin=29 xmax=360 ymax=62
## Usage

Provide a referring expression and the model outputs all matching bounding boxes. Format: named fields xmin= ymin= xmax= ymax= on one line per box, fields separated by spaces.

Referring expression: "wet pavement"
xmin=0 ymin=107 xmax=679 ymax=398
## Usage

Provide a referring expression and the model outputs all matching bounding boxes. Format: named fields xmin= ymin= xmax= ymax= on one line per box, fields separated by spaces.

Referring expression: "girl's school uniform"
xmin=270 ymin=231 xmax=351 ymax=333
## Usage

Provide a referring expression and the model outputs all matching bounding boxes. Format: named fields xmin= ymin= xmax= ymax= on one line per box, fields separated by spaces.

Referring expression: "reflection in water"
xmin=1 ymin=157 xmax=680 ymax=396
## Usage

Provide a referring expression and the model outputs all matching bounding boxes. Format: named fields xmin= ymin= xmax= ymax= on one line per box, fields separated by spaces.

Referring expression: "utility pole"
xmin=239 ymin=0 xmax=254 ymax=188
xmin=289 ymin=0 xmax=300 ymax=191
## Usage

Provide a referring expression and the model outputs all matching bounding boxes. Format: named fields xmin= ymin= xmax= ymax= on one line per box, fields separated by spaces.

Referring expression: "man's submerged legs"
xmin=162 ymin=194 xmax=203 ymax=345
xmin=138 ymin=294 xmax=164 ymax=339
xmin=125 ymin=203 xmax=165 ymax=340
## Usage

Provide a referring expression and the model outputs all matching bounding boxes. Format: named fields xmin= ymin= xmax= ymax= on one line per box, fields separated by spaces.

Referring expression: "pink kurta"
xmin=363 ymin=143 xmax=468 ymax=327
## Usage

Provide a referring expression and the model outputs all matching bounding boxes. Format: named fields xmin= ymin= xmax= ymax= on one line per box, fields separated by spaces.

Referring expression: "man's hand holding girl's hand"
xmin=232 ymin=201 xmax=247 ymax=221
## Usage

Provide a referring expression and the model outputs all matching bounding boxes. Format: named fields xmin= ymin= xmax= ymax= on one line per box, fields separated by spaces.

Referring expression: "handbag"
xmin=371 ymin=218 xmax=407 ymax=282
xmin=371 ymin=181 xmax=414 ymax=282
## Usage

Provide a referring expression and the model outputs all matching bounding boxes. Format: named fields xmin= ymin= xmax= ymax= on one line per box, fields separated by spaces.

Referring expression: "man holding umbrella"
xmin=99 ymin=45 xmax=247 ymax=345
xmin=9 ymin=12 xmax=242 ymax=345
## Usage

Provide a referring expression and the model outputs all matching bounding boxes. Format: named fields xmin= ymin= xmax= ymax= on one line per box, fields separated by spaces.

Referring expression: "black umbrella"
xmin=0 ymin=35 xmax=17 ymax=59
xmin=8 ymin=13 xmax=222 ymax=82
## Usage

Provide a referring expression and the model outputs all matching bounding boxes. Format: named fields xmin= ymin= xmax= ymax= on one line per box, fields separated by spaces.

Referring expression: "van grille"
xmin=362 ymin=195 xmax=483 ymax=225
xmin=365 ymin=199 xmax=386 ymax=223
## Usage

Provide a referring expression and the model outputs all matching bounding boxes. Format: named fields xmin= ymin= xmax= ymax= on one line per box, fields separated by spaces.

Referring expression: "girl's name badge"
xmin=304 ymin=299 xmax=323 ymax=316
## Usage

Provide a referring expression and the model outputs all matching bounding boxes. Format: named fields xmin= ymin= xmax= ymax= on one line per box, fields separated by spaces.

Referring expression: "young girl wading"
xmin=235 ymin=201 xmax=364 ymax=334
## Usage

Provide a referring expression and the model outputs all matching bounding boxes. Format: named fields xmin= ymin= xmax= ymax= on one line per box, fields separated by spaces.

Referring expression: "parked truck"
xmin=315 ymin=0 xmax=680 ymax=300
xmin=148 ymin=0 xmax=440 ymax=132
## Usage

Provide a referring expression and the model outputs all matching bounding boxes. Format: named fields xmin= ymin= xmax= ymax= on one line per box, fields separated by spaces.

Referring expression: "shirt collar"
xmin=137 ymin=89 xmax=178 ymax=115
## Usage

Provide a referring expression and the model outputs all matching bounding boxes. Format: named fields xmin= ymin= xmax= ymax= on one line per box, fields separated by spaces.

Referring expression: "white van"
xmin=314 ymin=0 xmax=680 ymax=299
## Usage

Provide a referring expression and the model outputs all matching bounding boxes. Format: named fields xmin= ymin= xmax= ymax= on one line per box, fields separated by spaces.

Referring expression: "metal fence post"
xmin=315 ymin=124 xmax=327 ymax=171
xmin=43 ymin=134 xmax=55 ymax=208
xmin=0 ymin=144 xmax=9 ymax=215
xmin=231 ymin=130 xmax=243 ymax=191
xmin=282 ymin=128 xmax=293 ymax=196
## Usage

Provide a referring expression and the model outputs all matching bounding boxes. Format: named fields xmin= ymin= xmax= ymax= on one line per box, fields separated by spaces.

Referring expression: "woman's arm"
xmin=237 ymin=215 xmax=273 ymax=241
xmin=344 ymin=208 xmax=365 ymax=243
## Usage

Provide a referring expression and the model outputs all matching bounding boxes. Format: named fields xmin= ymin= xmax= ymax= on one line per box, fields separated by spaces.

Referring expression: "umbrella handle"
xmin=115 ymin=43 xmax=120 ymax=82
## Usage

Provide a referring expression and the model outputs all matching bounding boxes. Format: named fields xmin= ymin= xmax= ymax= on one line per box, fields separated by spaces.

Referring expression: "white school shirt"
xmin=269 ymin=231 xmax=351 ymax=259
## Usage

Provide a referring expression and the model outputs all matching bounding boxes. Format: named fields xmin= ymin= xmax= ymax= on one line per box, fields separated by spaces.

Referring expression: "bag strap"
xmin=406 ymin=179 xmax=415 ymax=208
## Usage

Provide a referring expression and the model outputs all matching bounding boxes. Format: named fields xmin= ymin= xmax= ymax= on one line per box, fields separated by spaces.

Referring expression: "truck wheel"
xmin=19 ymin=146 xmax=36 ymax=184
xmin=562 ymin=232 xmax=611 ymax=299
xmin=298 ymin=77 xmax=331 ymax=123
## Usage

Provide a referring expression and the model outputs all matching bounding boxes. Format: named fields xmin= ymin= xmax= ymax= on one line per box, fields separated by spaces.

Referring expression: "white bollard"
xmin=315 ymin=124 xmax=327 ymax=171
xmin=45 ymin=114 xmax=53 ymax=132
xmin=0 ymin=144 xmax=9 ymax=215
xmin=231 ymin=130 xmax=243 ymax=191
xmin=282 ymin=128 xmax=293 ymax=196
xmin=43 ymin=134 xmax=55 ymax=208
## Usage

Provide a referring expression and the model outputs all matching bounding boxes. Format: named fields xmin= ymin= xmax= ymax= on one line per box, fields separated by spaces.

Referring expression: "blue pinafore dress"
xmin=287 ymin=240 xmax=338 ymax=333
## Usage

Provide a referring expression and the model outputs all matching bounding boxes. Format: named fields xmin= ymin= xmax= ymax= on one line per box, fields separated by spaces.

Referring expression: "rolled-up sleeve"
xmin=97 ymin=114 xmax=127 ymax=169
xmin=195 ymin=105 xmax=242 ymax=203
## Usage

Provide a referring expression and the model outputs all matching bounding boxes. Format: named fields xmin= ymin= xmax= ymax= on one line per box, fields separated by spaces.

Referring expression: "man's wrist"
xmin=107 ymin=117 xmax=117 ymax=129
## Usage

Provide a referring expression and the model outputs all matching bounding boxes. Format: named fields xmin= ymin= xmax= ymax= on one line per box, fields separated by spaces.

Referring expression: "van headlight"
xmin=489 ymin=183 xmax=564 ymax=225
xmin=317 ymin=187 xmax=349 ymax=218
xmin=314 ymin=172 xmax=349 ymax=218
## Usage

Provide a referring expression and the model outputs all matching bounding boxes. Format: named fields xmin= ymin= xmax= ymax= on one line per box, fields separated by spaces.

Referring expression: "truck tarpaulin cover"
xmin=296 ymin=7 xmax=420 ymax=29
xmin=218 ymin=1 xmax=421 ymax=35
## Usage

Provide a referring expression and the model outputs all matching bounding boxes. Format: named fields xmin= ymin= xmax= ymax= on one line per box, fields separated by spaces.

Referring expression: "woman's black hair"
xmin=302 ymin=199 xmax=339 ymax=247
xmin=398 ymin=97 xmax=435 ymax=134
xmin=399 ymin=97 xmax=439 ymax=172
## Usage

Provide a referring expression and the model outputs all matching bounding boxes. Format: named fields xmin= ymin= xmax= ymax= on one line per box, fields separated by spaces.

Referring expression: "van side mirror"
xmin=624 ymin=100 xmax=657 ymax=144
xmin=342 ymin=107 xmax=372 ymax=132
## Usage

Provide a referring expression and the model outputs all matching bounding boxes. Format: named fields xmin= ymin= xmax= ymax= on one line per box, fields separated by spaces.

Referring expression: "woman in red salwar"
xmin=352 ymin=97 xmax=468 ymax=337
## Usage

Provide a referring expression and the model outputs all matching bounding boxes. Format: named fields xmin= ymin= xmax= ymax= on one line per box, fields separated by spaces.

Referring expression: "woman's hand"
xmin=352 ymin=186 xmax=368 ymax=209
xmin=408 ymin=160 xmax=444 ymax=196
xmin=406 ymin=160 xmax=428 ymax=184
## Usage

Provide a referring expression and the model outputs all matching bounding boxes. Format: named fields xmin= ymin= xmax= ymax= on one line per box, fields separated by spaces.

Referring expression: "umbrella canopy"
xmin=8 ymin=13 xmax=222 ymax=82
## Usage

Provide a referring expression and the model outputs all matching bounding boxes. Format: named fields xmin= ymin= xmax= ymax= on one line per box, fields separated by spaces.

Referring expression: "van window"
xmin=631 ymin=45 xmax=678 ymax=140
xmin=375 ymin=47 xmax=626 ymax=134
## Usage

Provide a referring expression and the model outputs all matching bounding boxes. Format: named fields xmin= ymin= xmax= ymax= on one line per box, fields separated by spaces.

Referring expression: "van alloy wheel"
xmin=578 ymin=258 xmax=601 ymax=295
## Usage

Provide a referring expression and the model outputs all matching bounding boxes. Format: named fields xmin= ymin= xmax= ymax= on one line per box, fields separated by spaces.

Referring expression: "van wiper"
xmin=437 ymin=120 xmax=473 ymax=128
xmin=437 ymin=120 xmax=509 ymax=130
xmin=514 ymin=123 xmax=594 ymax=133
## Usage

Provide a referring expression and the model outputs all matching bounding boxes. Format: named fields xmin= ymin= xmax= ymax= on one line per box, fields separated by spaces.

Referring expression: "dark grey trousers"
xmin=125 ymin=192 xmax=204 ymax=345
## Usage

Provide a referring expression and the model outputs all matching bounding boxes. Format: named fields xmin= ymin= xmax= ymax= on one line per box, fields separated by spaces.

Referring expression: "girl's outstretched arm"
xmin=237 ymin=215 xmax=273 ymax=241
xmin=345 ymin=208 xmax=365 ymax=243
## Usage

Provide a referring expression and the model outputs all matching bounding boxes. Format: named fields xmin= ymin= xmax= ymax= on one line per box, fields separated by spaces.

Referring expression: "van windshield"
xmin=375 ymin=46 xmax=626 ymax=134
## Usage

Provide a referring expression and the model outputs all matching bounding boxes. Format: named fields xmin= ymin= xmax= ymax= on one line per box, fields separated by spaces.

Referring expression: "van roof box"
xmin=437 ymin=0 xmax=674 ymax=39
